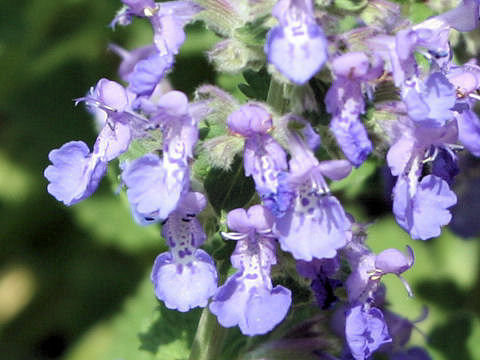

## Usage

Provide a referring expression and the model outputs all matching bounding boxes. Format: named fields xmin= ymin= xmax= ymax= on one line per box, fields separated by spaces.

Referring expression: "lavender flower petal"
xmin=44 ymin=141 xmax=107 ymax=206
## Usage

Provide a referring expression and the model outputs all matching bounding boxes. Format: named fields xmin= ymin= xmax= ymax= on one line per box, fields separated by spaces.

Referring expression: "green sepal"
xmin=117 ymin=129 xmax=163 ymax=163
xmin=200 ymin=135 xmax=245 ymax=171
xmin=194 ymin=0 xmax=245 ymax=37
xmin=234 ymin=15 xmax=270 ymax=46
xmin=208 ymin=38 xmax=265 ymax=73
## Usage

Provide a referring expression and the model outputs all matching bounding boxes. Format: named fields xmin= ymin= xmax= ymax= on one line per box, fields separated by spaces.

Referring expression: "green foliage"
xmin=238 ymin=67 xmax=271 ymax=101
xmin=204 ymin=156 xmax=256 ymax=214
xmin=334 ymin=0 xmax=368 ymax=12
xmin=67 ymin=274 xmax=202 ymax=360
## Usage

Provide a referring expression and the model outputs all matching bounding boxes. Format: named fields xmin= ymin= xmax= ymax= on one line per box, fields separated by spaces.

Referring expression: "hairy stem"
xmin=266 ymin=77 xmax=289 ymax=115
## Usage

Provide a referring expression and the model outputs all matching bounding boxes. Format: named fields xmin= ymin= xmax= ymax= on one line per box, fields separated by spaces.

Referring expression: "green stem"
xmin=188 ymin=306 xmax=227 ymax=360
xmin=266 ymin=77 xmax=289 ymax=115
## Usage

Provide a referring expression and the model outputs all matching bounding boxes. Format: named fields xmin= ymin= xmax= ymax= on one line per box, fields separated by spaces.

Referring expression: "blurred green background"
xmin=0 ymin=1 xmax=479 ymax=359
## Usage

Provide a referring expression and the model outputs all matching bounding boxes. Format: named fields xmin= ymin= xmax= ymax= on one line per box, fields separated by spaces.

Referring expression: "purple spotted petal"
xmin=151 ymin=249 xmax=217 ymax=312
xmin=44 ymin=141 xmax=107 ymax=206
xmin=345 ymin=305 xmax=392 ymax=360
xmin=209 ymin=274 xmax=291 ymax=336
xmin=244 ymin=135 xmax=287 ymax=194
xmin=276 ymin=194 xmax=351 ymax=261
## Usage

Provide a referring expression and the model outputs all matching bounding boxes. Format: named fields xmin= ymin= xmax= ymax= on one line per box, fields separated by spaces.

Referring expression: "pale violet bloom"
xmin=325 ymin=52 xmax=383 ymax=166
xmin=265 ymin=0 xmax=328 ymax=84
xmin=44 ymin=141 xmax=107 ymax=206
xmin=386 ymin=119 xmax=458 ymax=239
xmin=121 ymin=91 xmax=198 ymax=224
xmin=345 ymin=304 xmax=392 ymax=360
xmin=403 ymin=72 xmax=456 ymax=128
xmin=227 ymin=104 xmax=288 ymax=196
xmin=274 ymin=119 xmax=352 ymax=261
xmin=151 ymin=192 xmax=218 ymax=311
xmin=45 ymin=79 xmax=134 ymax=205
xmin=209 ymin=205 xmax=292 ymax=336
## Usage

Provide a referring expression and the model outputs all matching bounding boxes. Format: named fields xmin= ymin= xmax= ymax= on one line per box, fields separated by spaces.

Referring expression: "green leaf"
xmin=72 ymin=192 xmax=162 ymax=254
xmin=66 ymin=273 xmax=202 ymax=360
xmin=239 ymin=67 xmax=271 ymax=101
xmin=204 ymin=156 xmax=256 ymax=214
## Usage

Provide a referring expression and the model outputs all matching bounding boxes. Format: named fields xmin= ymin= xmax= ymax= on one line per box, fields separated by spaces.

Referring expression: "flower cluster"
xmin=44 ymin=0 xmax=480 ymax=358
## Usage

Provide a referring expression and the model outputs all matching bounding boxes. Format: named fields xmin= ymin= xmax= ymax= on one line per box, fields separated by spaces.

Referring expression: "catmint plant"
xmin=44 ymin=0 xmax=480 ymax=358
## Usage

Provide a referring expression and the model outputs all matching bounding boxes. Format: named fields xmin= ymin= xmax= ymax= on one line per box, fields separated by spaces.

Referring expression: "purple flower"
xmin=109 ymin=44 xmax=158 ymax=82
xmin=156 ymin=91 xmax=199 ymax=162
xmin=121 ymin=91 xmax=198 ymax=224
xmin=114 ymin=0 xmax=201 ymax=56
xmin=325 ymin=53 xmax=382 ymax=166
xmin=275 ymin=191 xmax=352 ymax=260
xmin=273 ymin=125 xmax=352 ymax=261
xmin=227 ymin=104 xmax=273 ymax=137
xmin=403 ymin=72 xmax=456 ymax=127
xmin=44 ymin=141 xmax=107 ymax=206
xmin=149 ymin=1 xmax=202 ymax=56
xmin=128 ymin=52 xmax=174 ymax=97
xmin=265 ymin=0 xmax=328 ymax=84
xmin=151 ymin=192 xmax=218 ymax=311
xmin=456 ymin=109 xmax=480 ymax=157
xmin=393 ymin=175 xmax=457 ymax=240
xmin=209 ymin=205 xmax=292 ymax=336
xmin=227 ymin=104 xmax=288 ymax=195
xmin=385 ymin=118 xmax=459 ymax=238
xmin=94 ymin=121 xmax=132 ymax=162
xmin=77 ymin=78 xmax=133 ymax=115
xmin=329 ymin=118 xmax=372 ymax=167
xmin=122 ymin=153 xmax=188 ymax=224
xmin=345 ymin=304 xmax=392 ymax=360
